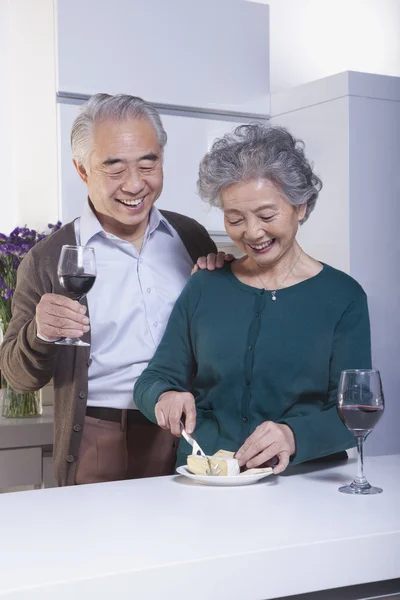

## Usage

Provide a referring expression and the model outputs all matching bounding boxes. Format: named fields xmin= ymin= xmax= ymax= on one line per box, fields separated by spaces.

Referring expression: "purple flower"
xmin=0 ymin=221 xmax=62 ymax=328
xmin=47 ymin=221 xmax=62 ymax=233
xmin=0 ymin=286 xmax=13 ymax=300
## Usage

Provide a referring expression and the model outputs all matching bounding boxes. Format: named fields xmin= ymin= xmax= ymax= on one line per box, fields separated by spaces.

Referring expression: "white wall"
xmin=0 ymin=0 xmax=15 ymax=234
xmin=0 ymin=0 xmax=59 ymax=234
xmin=249 ymin=0 xmax=400 ymax=93
xmin=9 ymin=0 xmax=59 ymax=230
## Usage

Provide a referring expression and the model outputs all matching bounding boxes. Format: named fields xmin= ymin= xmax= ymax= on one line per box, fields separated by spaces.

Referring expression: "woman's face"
xmin=222 ymin=178 xmax=306 ymax=268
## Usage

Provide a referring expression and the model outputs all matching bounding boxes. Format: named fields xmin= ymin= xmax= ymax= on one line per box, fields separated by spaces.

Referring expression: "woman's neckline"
xmin=226 ymin=261 xmax=328 ymax=295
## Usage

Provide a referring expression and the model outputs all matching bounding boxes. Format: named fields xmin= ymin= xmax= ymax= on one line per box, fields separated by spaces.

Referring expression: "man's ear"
xmin=73 ymin=159 xmax=89 ymax=184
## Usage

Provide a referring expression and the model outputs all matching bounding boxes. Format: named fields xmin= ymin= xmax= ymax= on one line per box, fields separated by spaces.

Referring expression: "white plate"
xmin=176 ymin=466 xmax=273 ymax=487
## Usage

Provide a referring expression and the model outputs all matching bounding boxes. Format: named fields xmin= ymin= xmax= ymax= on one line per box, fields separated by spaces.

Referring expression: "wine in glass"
xmin=337 ymin=369 xmax=384 ymax=495
xmin=56 ymin=245 xmax=96 ymax=347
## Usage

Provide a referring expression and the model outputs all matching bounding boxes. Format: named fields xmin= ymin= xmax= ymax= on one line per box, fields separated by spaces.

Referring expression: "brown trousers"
xmin=75 ymin=411 xmax=177 ymax=485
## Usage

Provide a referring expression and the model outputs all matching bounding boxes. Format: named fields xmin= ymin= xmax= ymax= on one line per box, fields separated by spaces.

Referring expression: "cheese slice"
xmin=239 ymin=467 xmax=273 ymax=476
xmin=187 ymin=449 xmax=240 ymax=476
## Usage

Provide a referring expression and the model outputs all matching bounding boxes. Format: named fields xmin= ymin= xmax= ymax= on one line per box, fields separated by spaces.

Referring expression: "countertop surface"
xmin=0 ymin=454 xmax=398 ymax=599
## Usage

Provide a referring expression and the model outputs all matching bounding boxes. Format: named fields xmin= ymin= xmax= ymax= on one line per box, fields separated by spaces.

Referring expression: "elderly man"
xmin=0 ymin=93 xmax=226 ymax=486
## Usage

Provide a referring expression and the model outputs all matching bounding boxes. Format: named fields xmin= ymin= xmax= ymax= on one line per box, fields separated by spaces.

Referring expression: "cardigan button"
xmin=73 ymin=424 xmax=82 ymax=432
xmin=79 ymin=391 xmax=86 ymax=399
xmin=66 ymin=455 xmax=74 ymax=463
xmin=242 ymin=417 xmax=248 ymax=423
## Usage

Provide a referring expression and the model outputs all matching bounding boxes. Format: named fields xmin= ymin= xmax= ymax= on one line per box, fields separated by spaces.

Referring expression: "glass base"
xmin=55 ymin=338 xmax=90 ymax=347
xmin=339 ymin=481 xmax=383 ymax=495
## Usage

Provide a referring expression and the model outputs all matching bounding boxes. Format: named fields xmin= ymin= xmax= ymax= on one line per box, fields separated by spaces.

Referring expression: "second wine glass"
xmin=56 ymin=245 xmax=96 ymax=347
xmin=337 ymin=369 xmax=384 ymax=495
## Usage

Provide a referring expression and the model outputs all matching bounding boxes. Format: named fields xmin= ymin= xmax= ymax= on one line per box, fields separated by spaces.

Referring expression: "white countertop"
xmin=0 ymin=455 xmax=399 ymax=600
xmin=0 ymin=406 xmax=53 ymax=449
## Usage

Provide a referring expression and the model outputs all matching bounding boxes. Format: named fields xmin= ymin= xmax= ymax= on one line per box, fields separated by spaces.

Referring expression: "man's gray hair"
xmin=71 ymin=93 xmax=168 ymax=170
xmin=198 ymin=123 xmax=322 ymax=224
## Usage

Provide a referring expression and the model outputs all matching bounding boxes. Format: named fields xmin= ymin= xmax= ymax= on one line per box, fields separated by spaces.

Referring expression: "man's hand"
xmin=191 ymin=251 xmax=235 ymax=275
xmin=235 ymin=422 xmax=296 ymax=474
xmin=36 ymin=293 xmax=90 ymax=341
xmin=155 ymin=391 xmax=196 ymax=437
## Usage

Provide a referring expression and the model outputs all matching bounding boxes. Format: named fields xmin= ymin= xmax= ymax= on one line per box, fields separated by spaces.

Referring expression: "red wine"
xmin=59 ymin=274 xmax=96 ymax=300
xmin=338 ymin=405 xmax=383 ymax=436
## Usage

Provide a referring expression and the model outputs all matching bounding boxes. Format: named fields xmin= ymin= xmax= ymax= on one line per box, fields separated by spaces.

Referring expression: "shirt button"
xmin=139 ymin=258 xmax=143 ymax=263
xmin=147 ymin=288 xmax=151 ymax=293
xmin=66 ymin=455 xmax=75 ymax=463
xmin=248 ymin=345 xmax=252 ymax=351
xmin=73 ymin=424 xmax=82 ymax=432
xmin=153 ymin=322 xmax=158 ymax=328
xmin=79 ymin=391 xmax=86 ymax=399
xmin=242 ymin=417 xmax=248 ymax=423
xmin=255 ymin=312 xmax=260 ymax=318
xmin=245 ymin=379 xmax=250 ymax=385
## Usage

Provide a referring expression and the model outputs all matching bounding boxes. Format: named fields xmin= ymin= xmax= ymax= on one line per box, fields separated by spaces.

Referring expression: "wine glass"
xmin=337 ymin=369 xmax=384 ymax=495
xmin=56 ymin=245 xmax=96 ymax=347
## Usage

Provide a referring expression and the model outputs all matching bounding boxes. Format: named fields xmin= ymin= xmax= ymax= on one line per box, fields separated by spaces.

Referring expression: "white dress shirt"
xmin=79 ymin=202 xmax=193 ymax=409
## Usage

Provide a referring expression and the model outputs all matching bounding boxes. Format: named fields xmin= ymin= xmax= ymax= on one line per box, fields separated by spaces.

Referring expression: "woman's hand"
xmin=191 ymin=252 xmax=235 ymax=275
xmin=155 ymin=391 xmax=196 ymax=437
xmin=235 ymin=422 xmax=296 ymax=474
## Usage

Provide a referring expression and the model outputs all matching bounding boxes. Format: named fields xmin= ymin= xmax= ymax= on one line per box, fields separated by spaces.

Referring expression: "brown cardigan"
xmin=0 ymin=210 xmax=217 ymax=486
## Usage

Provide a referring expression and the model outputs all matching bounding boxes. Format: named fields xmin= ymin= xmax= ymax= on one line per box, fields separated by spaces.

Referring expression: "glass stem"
xmin=355 ymin=436 xmax=368 ymax=485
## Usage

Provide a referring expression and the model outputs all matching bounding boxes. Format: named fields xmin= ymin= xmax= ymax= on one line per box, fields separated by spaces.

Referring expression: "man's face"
xmin=74 ymin=117 xmax=163 ymax=232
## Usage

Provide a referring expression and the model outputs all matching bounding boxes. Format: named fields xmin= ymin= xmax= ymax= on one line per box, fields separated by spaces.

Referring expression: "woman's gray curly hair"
xmin=197 ymin=123 xmax=322 ymax=224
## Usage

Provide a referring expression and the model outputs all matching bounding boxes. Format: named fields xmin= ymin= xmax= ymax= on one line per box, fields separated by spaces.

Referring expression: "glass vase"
xmin=1 ymin=376 xmax=42 ymax=418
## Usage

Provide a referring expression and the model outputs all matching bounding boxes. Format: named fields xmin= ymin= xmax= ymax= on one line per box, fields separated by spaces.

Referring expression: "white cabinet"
xmin=270 ymin=71 xmax=400 ymax=457
xmin=56 ymin=0 xmax=269 ymax=115
xmin=0 ymin=406 xmax=54 ymax=491
xmin=272 ymin=90 xmax=351 ymax=273
xmin=0 ymin=448 xmax=42 ymax=489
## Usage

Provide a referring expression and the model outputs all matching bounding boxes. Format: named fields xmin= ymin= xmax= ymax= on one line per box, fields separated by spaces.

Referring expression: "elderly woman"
xmin=134 ymin=124 xmax=371 ymax=474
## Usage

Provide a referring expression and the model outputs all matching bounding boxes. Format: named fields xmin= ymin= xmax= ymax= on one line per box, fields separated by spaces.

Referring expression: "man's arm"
xmin=0 ymin=252 xmax=59 ymax=392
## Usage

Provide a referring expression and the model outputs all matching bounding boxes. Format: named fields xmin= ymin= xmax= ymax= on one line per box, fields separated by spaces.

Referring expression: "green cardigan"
xmin=135 ymin=263 xmax=371 ymax=467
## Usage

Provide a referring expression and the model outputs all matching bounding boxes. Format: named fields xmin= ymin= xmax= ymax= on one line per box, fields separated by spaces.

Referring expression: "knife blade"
xmin=180 ymin=422 xmax=207 ymax=458
xmin=180 ymin=421 xmax=216 ymax=475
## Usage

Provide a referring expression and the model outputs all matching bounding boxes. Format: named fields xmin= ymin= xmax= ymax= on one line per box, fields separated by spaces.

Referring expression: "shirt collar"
xmin=148 ymin=206 xmax=175 ymax=237
xmin=79 ymin=200 xmax=175 ymax=246
xmin=79 ymin=200 xmax=104 ymax=246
